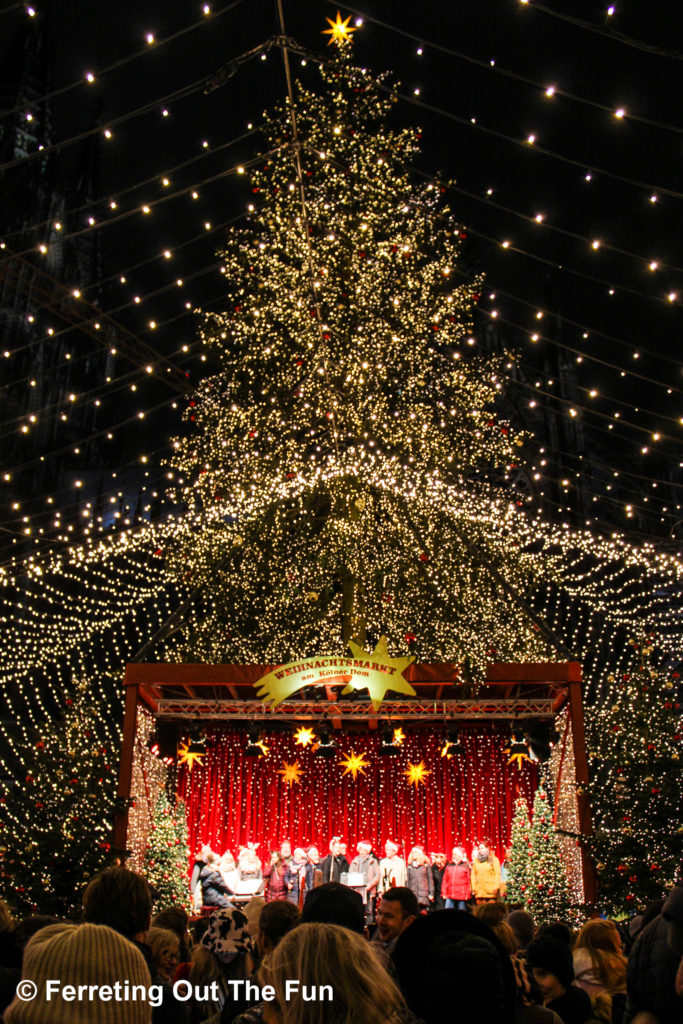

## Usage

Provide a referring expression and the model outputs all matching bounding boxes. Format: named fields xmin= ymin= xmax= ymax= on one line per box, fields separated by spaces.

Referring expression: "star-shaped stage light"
xmin=277 ymin=761 xmax=304 ymax=787
xmin=392 ymin=727 xmax=406 ymax=746
xmin=404 ymin=761 xmax=432 ymax=787
xmin=177 ymin=741 xmax=205 ymax=771
xmin=322 ymin=11 xmax=357 ymax=46
xmin=339 ymin=749 xmax=371 ymax=780
xmin=294 ymin=726 xmax=316 ymax=747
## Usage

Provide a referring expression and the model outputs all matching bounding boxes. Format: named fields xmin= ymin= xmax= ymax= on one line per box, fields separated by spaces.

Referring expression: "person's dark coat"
xmin=624 ymin=886 xmax=683 ymax=1024
xmin=199 ymin=865 xmax=233 ymax=907
xmin=407 ymin=864 xmax=434 ymax=906
xmin=431 ymin=863 xmax=446 ymax=910
xmin=320 ymin=853 xmax=349 ymax=884
xmin=546 ymin=986 xmax=592 ymax=1024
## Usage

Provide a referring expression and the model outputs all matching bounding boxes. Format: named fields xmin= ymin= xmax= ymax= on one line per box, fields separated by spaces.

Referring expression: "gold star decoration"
xmin=339 ymin=749 xmax=371 ymax=780
xmin=322 ymin=11 xmax=357 ymax=46
xmin=294 ymin=726 xmax=316 ymax=748
xmin=392 ymin=727 xmax=406 ymax=746
xmin=277 ymin=761 xmax=303 ymax=787
xmin=404 ymin=761 xmax=432 ymax=787
xmin=341 ymin=637 xmax=416 ymax=711
xmin=177 ymin=741 xmax=205 ymax=771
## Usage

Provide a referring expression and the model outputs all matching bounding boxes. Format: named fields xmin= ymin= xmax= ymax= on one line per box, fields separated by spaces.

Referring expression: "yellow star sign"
xmin=404 ymin=761 xmax=432 ymax=787
xmin=254 ymin=637 xmax=415 ymax=711
xmin=277 ymin=761 xmax=304 ymax=787
xmin=341 ymin=637 xmax=416 ymax=711
xmin=322 ymin=11 xmax=357 ymax=46
xmin=177 ymin=741 xmax=205 ymax=771
xmin=392 ymin=727 xmax=406 ymax=746
xmin=294 ymin=726 xmax=316 ymax=748
xmin=339 ymin=749 xmax=370 ymax=780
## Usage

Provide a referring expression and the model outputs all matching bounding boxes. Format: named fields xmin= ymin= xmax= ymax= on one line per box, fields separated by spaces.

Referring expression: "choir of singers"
xmin=191 ymin=838 xmax=503 ymax=916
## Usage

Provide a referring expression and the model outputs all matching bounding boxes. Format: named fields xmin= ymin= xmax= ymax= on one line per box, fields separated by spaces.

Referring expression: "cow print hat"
xmin=200 ymin=907 xmax=255 ymax=964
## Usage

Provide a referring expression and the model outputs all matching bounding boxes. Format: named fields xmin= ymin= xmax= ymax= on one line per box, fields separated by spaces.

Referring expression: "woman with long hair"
xmin=573 ymin=919 xmax=627 ymax=1024
xmin=189 ymin=907 xmax=255 ymax=1023
xmin=259 ymin=922 xmax=406 ymax=1024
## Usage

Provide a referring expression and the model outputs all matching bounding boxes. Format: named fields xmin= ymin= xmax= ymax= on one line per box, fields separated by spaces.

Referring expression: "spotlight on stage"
xmin=244 ymin=723 xmax=266 ymax=757
xmin=315 ymin=725 xmax=338 ymax=758
xmin=441 ymin=727 xmax=465 ymax=757
xmin=526 ymin=721 xmax=554 ymax=763
xmin=378 ymin=726 xmax=400 ymax=756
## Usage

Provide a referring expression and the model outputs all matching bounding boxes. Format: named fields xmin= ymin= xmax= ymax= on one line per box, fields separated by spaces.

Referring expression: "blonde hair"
xmin=259 ymin=922 xmax=405 ymax=1024
xmin=575 ymin=920 xmax=627 ymax=993
xmin=147 ymin=926 xmax=179 ymax=962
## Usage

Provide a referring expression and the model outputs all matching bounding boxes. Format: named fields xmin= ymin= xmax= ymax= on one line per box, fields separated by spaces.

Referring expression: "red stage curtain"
xmin=177 ymin=726 xmax=537 ymax=862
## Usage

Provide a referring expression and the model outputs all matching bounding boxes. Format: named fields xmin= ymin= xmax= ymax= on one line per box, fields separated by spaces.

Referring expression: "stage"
xmin=115 ymin=660 xmax=593 ymax=902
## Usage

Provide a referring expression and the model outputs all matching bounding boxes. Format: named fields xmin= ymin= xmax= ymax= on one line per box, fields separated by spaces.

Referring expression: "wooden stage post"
xmin=113 ymin=667 xmax=139 ymax=860
xmin=567 ymin=662 xmax=597 ymax=905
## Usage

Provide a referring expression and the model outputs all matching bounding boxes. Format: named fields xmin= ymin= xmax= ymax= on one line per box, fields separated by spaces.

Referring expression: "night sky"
xmin=1 ymin=0 xmax=682 ymax=549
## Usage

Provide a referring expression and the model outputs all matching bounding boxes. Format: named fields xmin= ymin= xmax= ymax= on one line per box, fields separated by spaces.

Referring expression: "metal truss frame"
xmin=154 ymin=698 xmax=557 ymax=721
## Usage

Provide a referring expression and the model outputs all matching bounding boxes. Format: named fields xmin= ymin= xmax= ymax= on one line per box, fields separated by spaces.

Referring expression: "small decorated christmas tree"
xmin=143 ymin=791 xmax=190 ymax=909
xmin=0 ymin=681 xmax=118 ymax=916
xmin=587 ymin=641 xmax=683 ymax=913
xmin=505 ymin=795 xmax=533 ymax=905
xmin=525 ymin=787 xmax=572 ymax=923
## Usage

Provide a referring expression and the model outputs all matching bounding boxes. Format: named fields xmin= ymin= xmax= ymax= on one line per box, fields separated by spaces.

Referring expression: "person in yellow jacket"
xmin=470 ymin=842 xmax=501 ymax=903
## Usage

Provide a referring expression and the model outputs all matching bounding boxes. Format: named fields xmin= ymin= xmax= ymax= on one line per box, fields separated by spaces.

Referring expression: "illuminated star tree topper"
xmin=322 ymin=10 xmax=358 ymax=46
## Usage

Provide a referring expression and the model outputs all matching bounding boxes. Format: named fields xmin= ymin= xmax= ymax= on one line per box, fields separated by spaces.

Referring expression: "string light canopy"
xmin=0 ymin=8 xmax=681 ymax=916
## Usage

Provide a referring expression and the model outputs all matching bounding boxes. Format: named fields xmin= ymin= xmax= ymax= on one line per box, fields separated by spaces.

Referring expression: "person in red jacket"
xmin=441 ymin=845 xmax=471 ymax=910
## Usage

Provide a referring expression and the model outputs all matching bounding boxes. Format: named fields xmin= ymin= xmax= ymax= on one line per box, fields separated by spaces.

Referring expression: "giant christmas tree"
xmin=587 ymin=641 xmax=683 ymax=913
xmin=166 ymin=39 xmax=552 ymax=670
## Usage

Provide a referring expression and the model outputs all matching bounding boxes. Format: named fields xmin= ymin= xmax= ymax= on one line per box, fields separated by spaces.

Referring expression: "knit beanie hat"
xmin=4 ymin=922 xmax=151 ymax=1024
xmin=526 ymin=936 xmax=575 ymax=992
xmin=200 ymin=907 xmax=254 ymax=964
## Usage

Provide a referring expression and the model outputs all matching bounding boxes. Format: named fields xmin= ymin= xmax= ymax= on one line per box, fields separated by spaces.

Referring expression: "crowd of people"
xmin=0 ymin=862 xmax=681 ymax=1024
xmin=191 ymin=838 xmax=503 ymax=916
